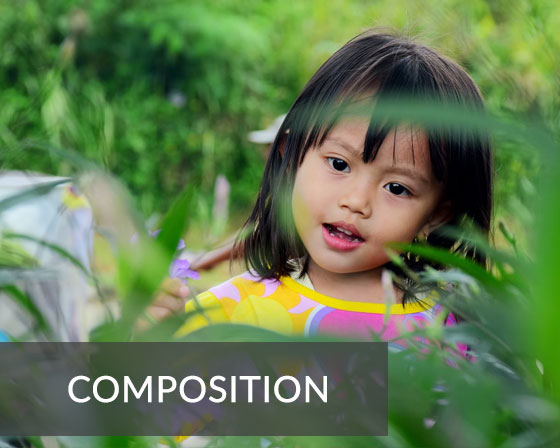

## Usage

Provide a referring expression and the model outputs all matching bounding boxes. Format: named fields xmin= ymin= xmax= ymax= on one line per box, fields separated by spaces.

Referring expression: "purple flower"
xmin=130 ymin=229 xmax=195 ymax=283
xmin=169 ymin=258 xmax=200 ymax=283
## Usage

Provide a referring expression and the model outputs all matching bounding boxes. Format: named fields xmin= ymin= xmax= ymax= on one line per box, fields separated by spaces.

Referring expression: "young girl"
xmin=178 ymin=31 xmax=492 ymax=342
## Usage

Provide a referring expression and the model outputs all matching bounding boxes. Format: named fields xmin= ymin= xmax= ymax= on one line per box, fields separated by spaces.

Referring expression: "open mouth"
xmin=323 ymin=223 xmax=364 ymax=243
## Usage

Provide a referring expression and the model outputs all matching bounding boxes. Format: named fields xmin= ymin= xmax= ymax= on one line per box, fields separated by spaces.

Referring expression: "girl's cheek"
xmin=291 ymin=190 xmax=313 ymax=237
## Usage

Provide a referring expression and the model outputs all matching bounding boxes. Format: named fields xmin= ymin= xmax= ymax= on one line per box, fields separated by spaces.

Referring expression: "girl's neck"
xmin=306 ymin=259 xmax=403 ymax=305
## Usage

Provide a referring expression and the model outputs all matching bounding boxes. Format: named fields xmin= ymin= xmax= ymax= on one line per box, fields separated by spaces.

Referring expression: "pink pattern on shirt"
xmin=210 ymin=281 xmax=241 ymax=302
xmin=289 ymin=294 xmax=318 ymax=314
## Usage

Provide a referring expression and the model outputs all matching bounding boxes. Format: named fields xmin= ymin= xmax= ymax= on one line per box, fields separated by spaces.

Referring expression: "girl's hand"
xmin=136 ymin=277 xmax=190 ymax=331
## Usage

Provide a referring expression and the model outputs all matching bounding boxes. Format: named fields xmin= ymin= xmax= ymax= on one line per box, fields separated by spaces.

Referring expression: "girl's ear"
xmin=419 ymin=199 xmax=454 ymax=238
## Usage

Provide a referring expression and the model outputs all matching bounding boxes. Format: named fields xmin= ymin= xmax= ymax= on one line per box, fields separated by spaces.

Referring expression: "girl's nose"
xmin=338 ymin=179 xmax=373 ymax=218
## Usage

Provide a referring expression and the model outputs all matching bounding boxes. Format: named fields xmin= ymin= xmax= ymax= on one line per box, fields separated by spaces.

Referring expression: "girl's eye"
xmin=384 ymin=183 xmax=411 ymax=197
xmin=327 ymin=157 xmax=350 ymax=173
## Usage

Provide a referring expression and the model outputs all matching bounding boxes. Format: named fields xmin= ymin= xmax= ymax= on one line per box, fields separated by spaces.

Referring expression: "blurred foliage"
xmin=0 ymin=0 xmax=558 ymax=226
xmin=1 ymin=2 xmax=560 ymax=445
xmin=1 ymin=96 xmax=559 ymax=448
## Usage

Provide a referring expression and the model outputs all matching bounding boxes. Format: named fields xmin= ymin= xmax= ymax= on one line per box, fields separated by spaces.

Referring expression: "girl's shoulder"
xmin=204 ymin=271 xmax=284 ymax=301
xmin=176 ymin=273 xmax=269 ymax=336
xmin=177 ymin=272 xmax=301 ymax=336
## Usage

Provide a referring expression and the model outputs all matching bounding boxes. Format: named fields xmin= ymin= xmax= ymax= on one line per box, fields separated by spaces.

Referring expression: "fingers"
xmin=145 ymin=304 xmax=175 ymax=321
xmin=149 ymin=278 xmax=191 ymax=318
xmin=152 ymin=292 xmax=187 ymax=313
xmin=135 ymin=295 xmax=184 ymax=332
xmin=160 ymin=277 xmax=191 ymax=299
xmin=136 ymin=277 xmax=193 ymax=332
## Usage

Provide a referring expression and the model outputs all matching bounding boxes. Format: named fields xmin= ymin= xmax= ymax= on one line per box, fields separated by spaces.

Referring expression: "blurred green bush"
xmin=0 ymin=0 xmax=557 ymax=225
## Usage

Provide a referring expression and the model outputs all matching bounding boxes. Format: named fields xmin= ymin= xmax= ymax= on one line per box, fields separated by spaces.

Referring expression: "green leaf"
xmin=0 ymin=238 xmax=39 ymax=268
xmin=0 ymin=179 xmax=69 ymax=214
xmin=388 ymin=241 xmax=502 ymax=290
xmin=3 ymin=232 xmax=91 ymax=277
xmin=155 ymin=186 xmax=194 ymax=259
xmin=0 ymin=284 xmax=48 ymax=333
xmin=114 ymin=187 xmax=195 ymax=340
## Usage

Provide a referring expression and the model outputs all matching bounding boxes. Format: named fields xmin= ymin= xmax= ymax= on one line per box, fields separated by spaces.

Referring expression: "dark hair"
xmin=238 ymin=31 xmax=493 ymax=283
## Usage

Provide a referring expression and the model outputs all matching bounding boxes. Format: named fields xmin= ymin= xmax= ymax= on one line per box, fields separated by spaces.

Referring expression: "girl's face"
xmin=291 ymin=117 xmax=449 ymax=276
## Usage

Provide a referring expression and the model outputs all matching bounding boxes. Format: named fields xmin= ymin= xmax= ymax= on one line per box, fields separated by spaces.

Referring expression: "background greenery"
xmin=1 ymin=0 xmax=558 ymax=234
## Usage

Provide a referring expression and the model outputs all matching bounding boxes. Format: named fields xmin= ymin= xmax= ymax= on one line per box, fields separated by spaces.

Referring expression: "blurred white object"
xmin=247 ymin=114 xmax=286 ymax=144
xmin=0 ymin=171 xmax=94 ymax=341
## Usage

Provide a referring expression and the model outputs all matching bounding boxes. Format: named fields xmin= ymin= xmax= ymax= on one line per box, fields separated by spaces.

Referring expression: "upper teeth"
xmin=336 ymin=226 xmax=354 ymax=236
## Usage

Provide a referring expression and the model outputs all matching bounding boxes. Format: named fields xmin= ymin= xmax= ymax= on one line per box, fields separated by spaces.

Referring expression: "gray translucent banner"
xmin=0 ymin=342 xmax=387 ymax=436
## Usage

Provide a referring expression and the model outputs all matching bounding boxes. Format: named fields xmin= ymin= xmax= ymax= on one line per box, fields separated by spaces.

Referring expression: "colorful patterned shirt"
xmin=178 ymin=271 xmax=458 ymax=343
xmin=175 ymin=271 xmax=464 ymax=440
